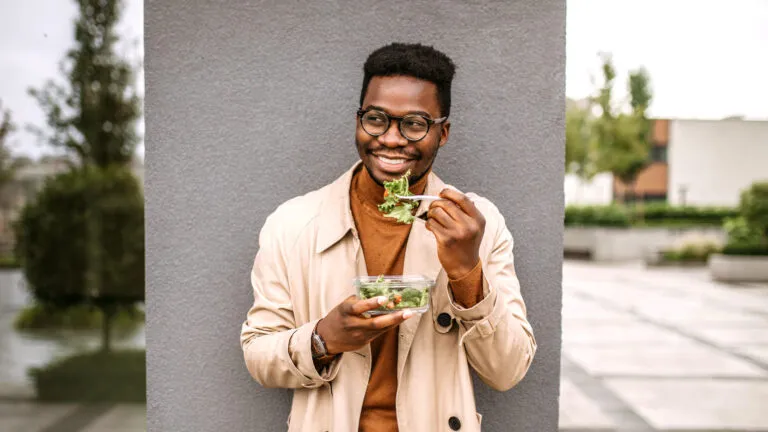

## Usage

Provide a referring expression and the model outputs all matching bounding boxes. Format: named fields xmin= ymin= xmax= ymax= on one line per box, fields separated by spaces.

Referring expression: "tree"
xmin=0 ymin=100 xmax=20 ymax=188
xmin=14 ymin=166 xmax=145 ymax=352
xmin=0 ymin=101 xmax=30 ymax=243
xmin=28 ymin=0 xmax=141 ymax=169
xmin=16 ymin=0 xmax=144 ymax=352
xmin=590 ymin=53 xmax=654 ymax=204
xmin=565 ymin=98 xmax=597 ymax=180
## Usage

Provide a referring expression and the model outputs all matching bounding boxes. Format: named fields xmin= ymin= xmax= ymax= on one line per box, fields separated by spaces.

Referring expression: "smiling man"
xmin=240 ymin=43 xmax=537 ymax=432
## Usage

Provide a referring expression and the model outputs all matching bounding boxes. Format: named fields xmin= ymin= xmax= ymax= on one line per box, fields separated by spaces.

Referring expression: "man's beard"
xmin=356 ymin=139 xmax=439 ymax=187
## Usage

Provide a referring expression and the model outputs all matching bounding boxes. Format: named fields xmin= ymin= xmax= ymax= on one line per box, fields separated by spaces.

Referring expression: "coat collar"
xmin=315 ymin=161 xmax=448 ymax=254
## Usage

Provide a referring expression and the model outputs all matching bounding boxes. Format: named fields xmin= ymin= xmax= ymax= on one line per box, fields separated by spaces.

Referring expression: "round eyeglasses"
xmin=357 ymin=108 xmax=447 ymax=142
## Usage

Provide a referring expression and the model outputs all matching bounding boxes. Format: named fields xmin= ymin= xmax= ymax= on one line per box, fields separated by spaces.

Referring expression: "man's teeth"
xmin=379 ymin=156 xmax=408 ymax=165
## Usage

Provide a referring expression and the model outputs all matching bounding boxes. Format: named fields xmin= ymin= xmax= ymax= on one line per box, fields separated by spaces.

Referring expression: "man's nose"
xmin=377 ymin=121 xmax=408 ymax=148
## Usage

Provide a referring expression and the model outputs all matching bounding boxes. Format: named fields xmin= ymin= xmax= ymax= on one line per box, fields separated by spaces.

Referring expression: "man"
xmin=241 ymin=42 xmax=536 ymax=432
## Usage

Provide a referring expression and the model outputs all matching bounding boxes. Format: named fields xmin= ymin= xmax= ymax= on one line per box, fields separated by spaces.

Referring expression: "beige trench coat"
xmin=240 ymin=163 xmax=536 ymax=432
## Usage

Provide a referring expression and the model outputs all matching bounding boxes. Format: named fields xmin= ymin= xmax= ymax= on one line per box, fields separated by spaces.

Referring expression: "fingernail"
xmin=403 ymin=311 xmax=414 ymax=319
xmin=378 ymin=296 xmax=388 ymax=305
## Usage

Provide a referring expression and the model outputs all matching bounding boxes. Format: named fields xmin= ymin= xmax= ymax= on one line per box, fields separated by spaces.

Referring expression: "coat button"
xmin=449 ymin=416 xmax=461 ymax=430
xmin=437 ymin=312 xmax=452 ymax=327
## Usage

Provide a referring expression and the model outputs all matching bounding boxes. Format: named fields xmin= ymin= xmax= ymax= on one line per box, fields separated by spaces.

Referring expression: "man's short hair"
xmin=359 ymin=42 xmax=457 ymax=118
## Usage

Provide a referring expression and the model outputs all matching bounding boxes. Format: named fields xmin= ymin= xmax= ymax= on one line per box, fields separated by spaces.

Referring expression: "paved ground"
xmin=559 ymin=260 xmax=768 ymax=432
xmin=2 ymin=259 xmax=767 ymax=431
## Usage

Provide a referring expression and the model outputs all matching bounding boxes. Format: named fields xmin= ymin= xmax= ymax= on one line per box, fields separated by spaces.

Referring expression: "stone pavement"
xmin=0 ymin=401 xmax=145 ymax=431
xmin=2 ymin=260 xmax=767 ymax=431
xmin=559 ymin=259 xmax=768 ymax=432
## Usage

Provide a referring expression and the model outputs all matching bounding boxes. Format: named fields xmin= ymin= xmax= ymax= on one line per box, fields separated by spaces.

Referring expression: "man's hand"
xmin=425 ymin=188 xmax=486 ymax=280
xmin=315 ymin=295 xmax=415 ymax=355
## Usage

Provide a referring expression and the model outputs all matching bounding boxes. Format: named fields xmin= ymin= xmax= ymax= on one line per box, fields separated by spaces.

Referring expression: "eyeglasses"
xmin=357 ymin=108 xmax=447 ymax=142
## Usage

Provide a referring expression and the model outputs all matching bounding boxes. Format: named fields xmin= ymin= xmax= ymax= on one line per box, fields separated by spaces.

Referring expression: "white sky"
xmin=1 ymin=0 xmax=766 ymax=158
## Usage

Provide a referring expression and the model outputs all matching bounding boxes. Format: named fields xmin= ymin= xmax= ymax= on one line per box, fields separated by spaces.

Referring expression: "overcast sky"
xmin=1 ymin=0 xmax=767 ymax=159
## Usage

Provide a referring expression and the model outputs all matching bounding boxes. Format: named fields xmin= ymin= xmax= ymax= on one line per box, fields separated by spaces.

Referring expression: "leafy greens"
xmin=358 ymin=275 xmax=430 ymax=312
xmin=377 ymin=170 xmax=417 ymax=224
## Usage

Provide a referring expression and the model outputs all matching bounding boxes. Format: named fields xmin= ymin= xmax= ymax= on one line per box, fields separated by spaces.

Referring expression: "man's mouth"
xmin=376 ymin=155 xmax=413 ymax=166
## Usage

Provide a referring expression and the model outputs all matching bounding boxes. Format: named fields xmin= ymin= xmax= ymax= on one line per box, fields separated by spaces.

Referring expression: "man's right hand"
xmin=315 ymin=295 xmax=415 ymax=355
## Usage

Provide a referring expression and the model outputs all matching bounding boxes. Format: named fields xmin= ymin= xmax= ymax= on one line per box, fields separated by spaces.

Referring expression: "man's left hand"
xmin=425 ymin=188 xmax=486 ymax=280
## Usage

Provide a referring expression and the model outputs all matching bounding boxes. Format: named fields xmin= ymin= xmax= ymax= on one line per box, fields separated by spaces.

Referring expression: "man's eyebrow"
xmin=364 ymin=105 xmax=434 ymax=118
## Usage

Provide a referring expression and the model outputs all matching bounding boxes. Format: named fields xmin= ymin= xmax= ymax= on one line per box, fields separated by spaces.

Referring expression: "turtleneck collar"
xmin=354 ymin=165 xmax=430 ymax=209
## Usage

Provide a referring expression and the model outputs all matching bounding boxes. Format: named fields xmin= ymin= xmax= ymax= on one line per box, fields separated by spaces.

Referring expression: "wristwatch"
xmin=311 ymin=325 xmax=331 ymax=359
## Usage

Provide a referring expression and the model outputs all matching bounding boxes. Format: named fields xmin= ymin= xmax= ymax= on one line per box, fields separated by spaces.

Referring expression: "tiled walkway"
xmin=559 ymin=260 xmax=768 ymax=431
xmin=3 ymin=260 xmax=767 ymax=431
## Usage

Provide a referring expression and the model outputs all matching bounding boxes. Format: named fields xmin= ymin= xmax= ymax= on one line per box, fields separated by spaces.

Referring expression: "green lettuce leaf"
xmin=378 ymin=170 xmax=417 ymax=224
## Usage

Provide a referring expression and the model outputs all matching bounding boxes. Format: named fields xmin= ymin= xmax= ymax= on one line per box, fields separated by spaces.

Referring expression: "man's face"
xmin=356 ymin=75 xmax=450 ymax=185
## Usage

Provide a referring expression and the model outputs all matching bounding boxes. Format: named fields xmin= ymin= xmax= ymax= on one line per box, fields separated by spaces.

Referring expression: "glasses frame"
xmin=356 ymin=108 xmax=448 ymax=142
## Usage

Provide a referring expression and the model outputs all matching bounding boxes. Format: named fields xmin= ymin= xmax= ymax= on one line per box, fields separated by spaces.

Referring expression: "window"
xmin=650 ymin=145 xmax=667 ymax=163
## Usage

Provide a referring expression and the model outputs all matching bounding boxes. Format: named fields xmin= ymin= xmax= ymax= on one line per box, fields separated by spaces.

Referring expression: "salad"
xmin=356 ymin=275 xmax=431 ymax=314
xmin=378 ymin=170 xmax=417 ymax=224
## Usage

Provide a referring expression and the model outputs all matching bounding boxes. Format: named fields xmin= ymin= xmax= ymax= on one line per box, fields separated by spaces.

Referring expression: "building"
xmin=568 ymin=118 xmax=768 ymax=207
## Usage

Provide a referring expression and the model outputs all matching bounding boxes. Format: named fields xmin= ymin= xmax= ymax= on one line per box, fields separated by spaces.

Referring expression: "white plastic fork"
xmin=396 ymin=194 xmax=443 ymax=202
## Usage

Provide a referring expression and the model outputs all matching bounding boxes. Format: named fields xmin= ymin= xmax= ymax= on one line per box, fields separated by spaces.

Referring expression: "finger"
xmin=430 ymin=199 xmax=472 ymax=226
xmin=339 ymin=294 xmax=360 ymax=314
xmin=426 ymin=217 xmax=451 ymax=243
xmin=439 ymin=188 xmax=480 ymax=217
xmin=360 ymin=309 xmax=415 ymax=331
xmin=349 ymin=295 xmax=389 ymax=315
xmin=426 ymin=204 xmax=453 ymax=228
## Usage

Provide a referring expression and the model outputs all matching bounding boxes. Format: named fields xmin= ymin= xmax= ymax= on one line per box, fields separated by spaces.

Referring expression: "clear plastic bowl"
xmin=354 ymin=275 xmax=434 ymax=316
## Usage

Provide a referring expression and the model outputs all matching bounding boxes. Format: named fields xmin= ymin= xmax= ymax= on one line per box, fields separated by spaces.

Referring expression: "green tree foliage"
xmin=565 ymin=53 xmax=653 ymax=205
xmin=565 ymin=98 xmax=597 ymax=180
xmin=18 ymin=0 xmax=144 ymax=351
xmin=565 ymin=54 xmax=654 ymax=206
xmin=739 ymin=181 xmax=768 ymax=245
xmin=0 ymin=100 xmax=22 ymax=188
xmin=14 ymin=166 xmax=144 ymax=352
xmin=28 ymin=0 xmax=141 ymax=168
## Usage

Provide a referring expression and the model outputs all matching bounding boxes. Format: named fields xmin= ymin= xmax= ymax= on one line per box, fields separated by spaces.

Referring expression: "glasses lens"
xmin=361 ymin=110 xmax=388 ymax=136
xmin=401 ymin=115 xmax=429 ymax=140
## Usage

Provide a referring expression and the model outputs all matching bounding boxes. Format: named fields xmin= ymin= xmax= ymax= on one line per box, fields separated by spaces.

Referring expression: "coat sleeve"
xmin=240 ymin=213 xmax=342 ymax=389
xmin=448 ymin=202 xmax=537 ymax=392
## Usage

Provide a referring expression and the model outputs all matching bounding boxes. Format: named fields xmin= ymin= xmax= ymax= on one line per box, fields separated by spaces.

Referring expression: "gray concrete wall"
xmin=145 ymin=1 xmax=564 ymax=431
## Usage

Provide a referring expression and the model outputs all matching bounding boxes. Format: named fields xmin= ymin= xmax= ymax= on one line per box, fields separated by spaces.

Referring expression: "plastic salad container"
xmin=354 ymin=275 xmax=434 ymax=316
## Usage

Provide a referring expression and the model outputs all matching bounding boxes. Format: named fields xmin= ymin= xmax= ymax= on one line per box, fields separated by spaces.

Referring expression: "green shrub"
xmin=739 ymin=181 xmax=768 ymax=242
xmin=722 ymin=181 xmax=768 ymax=256
xmin=721 ymin=243 xmax=768 ymax=256
xmin=29 ymin=349 xmax=145 ymax=402
xmin=14 ymin=166 xmax=144 ymax=351
xmin=661 ymin=233 xmax=722 ymax=262
xmin=564 ymin=205 xmax=630 ymax=227
xmin=564 ymin=203 xmax=737 ymax=228
xmin=723 ymin=216 xmax=761 ymax=246
xmin=663 ymin=243 xmax=720 ymax=262
xmin=0 ymin=254 xmax=19 ymax=269
xmin=14 ymin=303 xmax=144 ymax=332
xmin=637 ymin=203 xmax=737 ymax=226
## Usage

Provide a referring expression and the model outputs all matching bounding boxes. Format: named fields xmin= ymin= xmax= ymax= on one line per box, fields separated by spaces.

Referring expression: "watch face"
xmin=312 ymin=333 xmax=327 ymax=357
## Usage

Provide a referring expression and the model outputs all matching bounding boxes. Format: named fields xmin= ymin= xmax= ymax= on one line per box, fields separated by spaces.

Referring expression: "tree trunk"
xmin=101 ymin=305 xmax=115 ymax=353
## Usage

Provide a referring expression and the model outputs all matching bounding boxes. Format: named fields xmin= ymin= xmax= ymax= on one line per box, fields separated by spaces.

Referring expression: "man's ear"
xmin=438 ymin=121 xmax=451 ymax=148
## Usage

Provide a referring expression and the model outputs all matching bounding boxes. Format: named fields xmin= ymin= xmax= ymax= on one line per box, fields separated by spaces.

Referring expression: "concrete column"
xmin=145 ymin=1 xmax=564 ymax=430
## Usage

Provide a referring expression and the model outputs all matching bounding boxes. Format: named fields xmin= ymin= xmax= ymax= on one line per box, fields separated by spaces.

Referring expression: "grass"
xmin=30 ymin=349 xmax=146 ymax=402
xmin=0 ymin=254 xmax=20 ymax=269
xmin=14 ymin=303 xmax=144 ymax=332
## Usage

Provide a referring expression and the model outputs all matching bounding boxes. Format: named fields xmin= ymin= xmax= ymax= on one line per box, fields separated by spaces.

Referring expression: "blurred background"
xmin=0 ymin=0 xmax=766 ymax=431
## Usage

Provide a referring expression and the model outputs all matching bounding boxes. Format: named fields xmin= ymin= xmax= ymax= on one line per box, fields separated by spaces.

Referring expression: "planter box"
xmin=709 ymin=253 xmax=768 ymax=282
xmin=564 ymin=226 xmax=726 ymax=262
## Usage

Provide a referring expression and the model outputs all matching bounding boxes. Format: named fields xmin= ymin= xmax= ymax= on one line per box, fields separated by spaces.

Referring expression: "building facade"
xmin=570 ymin=118 xmax=768 ymax=207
